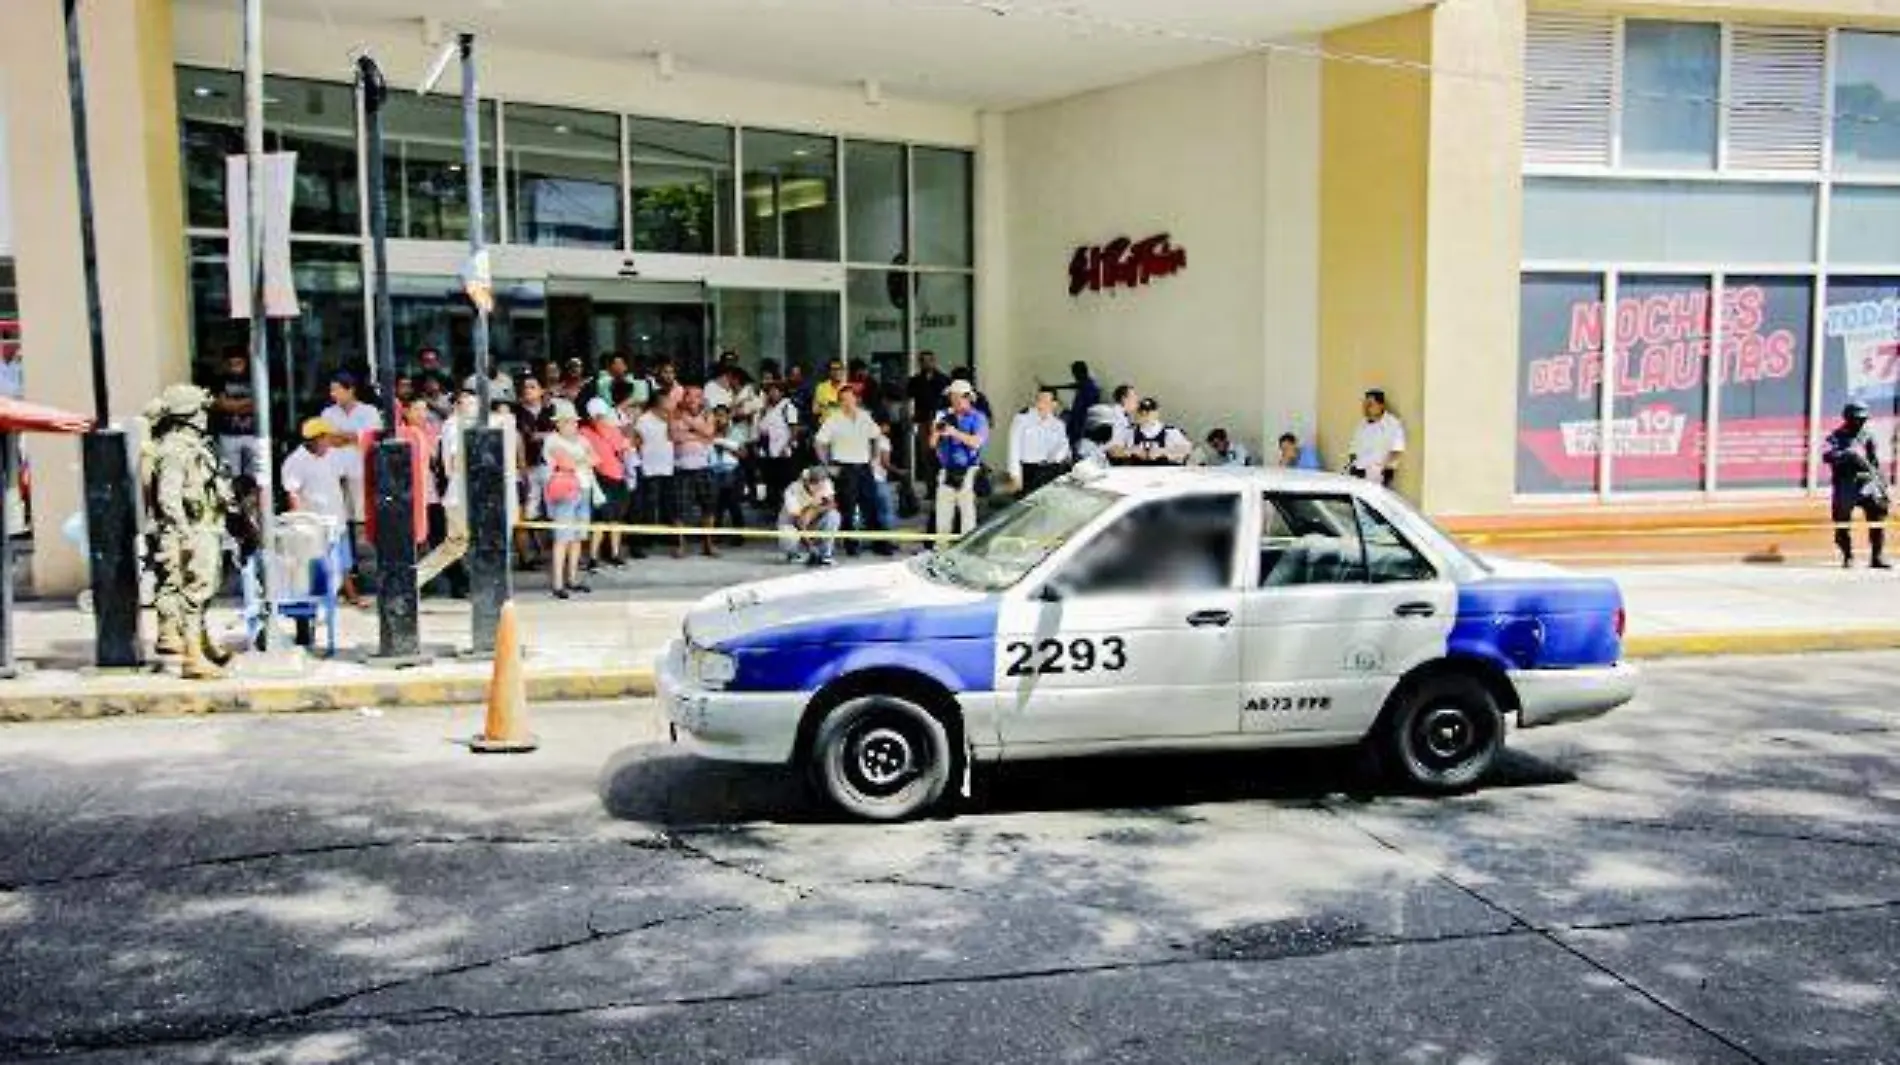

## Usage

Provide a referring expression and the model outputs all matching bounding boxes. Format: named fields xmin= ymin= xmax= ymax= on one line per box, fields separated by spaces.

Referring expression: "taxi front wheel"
xmin=1380 ymin=674 xmax=1504 ymax=794
xmin=810 ymin=695 xmax=954 ymax=821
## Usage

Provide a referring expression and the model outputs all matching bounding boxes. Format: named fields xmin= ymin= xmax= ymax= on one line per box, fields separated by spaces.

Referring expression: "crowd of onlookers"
xmin=206 ymin=346 xmax=1410 ymax=599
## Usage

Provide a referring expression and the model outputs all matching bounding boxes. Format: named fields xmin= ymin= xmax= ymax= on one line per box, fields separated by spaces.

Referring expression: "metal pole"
xmin=462 ymin=34 xmax=492 ymax=425
xmin=244 ymin=0 xmax=277 ymax=651
xmin=458 ymin=33 xmax=510 ymax=653
xmin=63 ymin=0 xmax=142 ymax=669
xmin=359 ymin=54 xmax=423 ymax=664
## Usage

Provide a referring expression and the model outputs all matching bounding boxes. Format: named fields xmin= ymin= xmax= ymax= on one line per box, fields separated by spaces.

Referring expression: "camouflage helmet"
xmin=157 ymin=384 xmax=213 ymax=419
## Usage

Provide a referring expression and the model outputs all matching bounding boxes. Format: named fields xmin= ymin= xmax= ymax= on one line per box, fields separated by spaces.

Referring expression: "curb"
xmin=1624 ymin=629 xmax=1900 ymax=660
xmin=0 ymin=667 xmax=657 ymax=724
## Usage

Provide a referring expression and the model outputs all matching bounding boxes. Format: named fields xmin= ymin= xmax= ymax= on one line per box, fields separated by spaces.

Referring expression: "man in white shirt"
xmin=318 ymin=372 xmax=384 ymax=529
xmin=779 ymin=466 xmax=841 ymax=567
xmin=417 ymin=391 xmax=479 ymax=594
xmin=633 ymin=392 xmax=677 ymax=556
xmin=816 ymin=386 xmax=891 ymax=557
xmin=1108 ymin=384 xmax=1141 ymax=451
xmin=280 ymin=417 xmax=363 ymax=606
xmin=1347 ymin=388 xmax=1407 ymax=489
xmin=758 ymin=379 xmax=801 ymax=515
xmin=1008 ymin=387 xmax=1073 ymax=496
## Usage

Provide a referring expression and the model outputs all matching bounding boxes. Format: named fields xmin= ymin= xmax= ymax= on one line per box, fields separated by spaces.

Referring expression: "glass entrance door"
xmin=544 ymin=278 xmax=711 ymax=381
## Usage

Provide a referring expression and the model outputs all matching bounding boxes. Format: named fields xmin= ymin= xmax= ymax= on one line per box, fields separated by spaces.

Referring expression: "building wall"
xmin=1421 ymin=0 xmax=1526 ymax=516
xmin=1318 ymin=0 xmax=1525 ymax=516
xmin=1319 ymin=12 xmax=1433 ymax=498
xmin=997 ymin=51 xmax=1322 ymax=460
xmin=2 ymin=0 xmax=189 ymax=594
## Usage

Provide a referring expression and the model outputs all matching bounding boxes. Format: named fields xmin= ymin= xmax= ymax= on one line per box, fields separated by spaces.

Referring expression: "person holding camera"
xmin=931 ymin=380 xmax=990 ymax=538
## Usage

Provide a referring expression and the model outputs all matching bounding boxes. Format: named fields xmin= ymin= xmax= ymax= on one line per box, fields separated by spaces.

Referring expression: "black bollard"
xmin=83 ymin=430 xmax=143 ymax=670
xmin=464 ymin=426 xmax=511 ymax=654
xmin=372 ymin=437 xmax=424 ymax=664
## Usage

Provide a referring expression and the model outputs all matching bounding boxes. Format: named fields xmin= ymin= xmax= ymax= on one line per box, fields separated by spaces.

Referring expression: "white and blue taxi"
xmin=659 ymin=466 xmax=1637 ymax=820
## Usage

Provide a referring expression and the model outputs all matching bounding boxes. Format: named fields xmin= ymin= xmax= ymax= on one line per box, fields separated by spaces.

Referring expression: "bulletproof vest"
xmin=1132 ymin=421 xmax=1184 ymax=464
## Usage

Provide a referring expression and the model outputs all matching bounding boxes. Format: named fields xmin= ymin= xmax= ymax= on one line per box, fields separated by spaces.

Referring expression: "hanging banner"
xmin=226 ymin=152 xmax=300 ymax=319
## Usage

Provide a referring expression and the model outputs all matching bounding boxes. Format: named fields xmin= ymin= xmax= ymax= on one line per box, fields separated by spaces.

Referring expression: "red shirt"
xmin=581 ymin=423 xmax=627 ymax=482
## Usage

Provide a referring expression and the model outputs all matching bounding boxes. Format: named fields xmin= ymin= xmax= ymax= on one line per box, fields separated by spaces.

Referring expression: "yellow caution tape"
xmin=513 ymin=519 xmax=955 ymax=544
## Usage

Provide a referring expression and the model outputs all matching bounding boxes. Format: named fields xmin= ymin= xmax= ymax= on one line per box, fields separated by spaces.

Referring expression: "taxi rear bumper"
xmin=658 ymin=640 xmax=804 ymax=765
xmin=1510 ymin=662 xmax=1639 ymax=729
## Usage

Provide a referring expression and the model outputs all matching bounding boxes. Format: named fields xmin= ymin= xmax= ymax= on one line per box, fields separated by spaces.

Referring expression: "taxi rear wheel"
xmin=810 ymin=696 xmax=953 ymax=821
xmin=1381 ymin=674 xmax=1503 ymax=794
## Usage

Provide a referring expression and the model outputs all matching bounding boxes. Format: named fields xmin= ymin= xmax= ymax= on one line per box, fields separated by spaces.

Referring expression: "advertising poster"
xmin=1716 ymin=278 xmax=1812 ymax=488
xmin=1517 ymin=274 xmax=1814 ymax=493
xmin=1822 ymin=278 xmax=1900 ymax=484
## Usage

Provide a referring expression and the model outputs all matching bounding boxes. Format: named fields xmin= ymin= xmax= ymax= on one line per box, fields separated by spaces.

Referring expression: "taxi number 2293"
xmin=1004 ymin=637 xmax=1128 ymax=677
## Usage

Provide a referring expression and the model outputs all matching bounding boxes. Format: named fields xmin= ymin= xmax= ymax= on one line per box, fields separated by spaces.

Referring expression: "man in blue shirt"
xmin=930 ymin=379 xmax=990 ymax=537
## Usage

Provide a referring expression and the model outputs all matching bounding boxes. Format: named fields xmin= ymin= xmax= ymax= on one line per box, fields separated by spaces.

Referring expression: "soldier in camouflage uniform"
xmin=1823 ymin=400 xmax=1891 ymax=570
xmin=147 ymin=384 xmax=235 ymax=678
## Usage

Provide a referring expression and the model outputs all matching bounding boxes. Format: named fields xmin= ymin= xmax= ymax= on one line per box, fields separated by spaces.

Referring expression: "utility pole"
xmin=61 ymin=0 xmax=142 ymax=669
xmin=423 ymin=31 xmax=510 ymax=653
xmin=243 ymin=0 xmax=278 ymax=650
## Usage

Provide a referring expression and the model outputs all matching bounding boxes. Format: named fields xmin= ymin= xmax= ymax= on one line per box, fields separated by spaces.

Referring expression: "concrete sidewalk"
xmin=4 ymin=550 xmax=1898 ymax=721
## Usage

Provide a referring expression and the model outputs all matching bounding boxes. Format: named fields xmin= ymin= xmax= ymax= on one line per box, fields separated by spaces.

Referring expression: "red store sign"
xmin=1069 ymin=233 xmax=1187 ymax=297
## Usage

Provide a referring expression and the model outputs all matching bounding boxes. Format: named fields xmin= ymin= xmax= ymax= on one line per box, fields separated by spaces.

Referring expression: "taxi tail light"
xmin=1614 ymin=608 xmax=1626 ymax=640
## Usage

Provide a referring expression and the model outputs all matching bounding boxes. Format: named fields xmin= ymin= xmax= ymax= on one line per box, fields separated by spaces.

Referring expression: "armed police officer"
xmin=1823 ymin=400 xmax=1890 ymax=570
xmin=147 ymin=384 xmax=236 ymax=678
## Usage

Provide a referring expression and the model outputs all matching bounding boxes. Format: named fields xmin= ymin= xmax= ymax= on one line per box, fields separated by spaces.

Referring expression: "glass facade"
xmin=742 ymin=129 xmax=839 ymax=261
xmin=1621 ymin=21 xmax=1720 ymax=170
xmin=629 ymin=117 xmax=735 ymax=256
xmin=173 ymin=65 xmax=975 ymax=435
xmin=1833 ymin=31 xmax=1900 ymax=176
xmin=845 ymin=141 xmax=907 ymax=266
xmin=506 ymin=105 xmax=621 ymax=249
xmin=1519 ymin=19 xmax=1900 ymax=499
xmin=913 ymin=147 xmax=974 ymax=268
xmin=384 ymin=93 xmax=500 ymax=244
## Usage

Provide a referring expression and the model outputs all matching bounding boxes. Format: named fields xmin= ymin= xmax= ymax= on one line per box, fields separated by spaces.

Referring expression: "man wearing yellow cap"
xmin=282 ymin=416 xmax=363 ymax=607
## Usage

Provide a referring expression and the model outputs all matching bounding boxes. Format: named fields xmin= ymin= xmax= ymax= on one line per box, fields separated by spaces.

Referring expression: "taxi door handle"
xmin=1187 ymin=610 xmax=1233 ymax=628
xmin=1394 ymin=602 xmax=1437 ymax=618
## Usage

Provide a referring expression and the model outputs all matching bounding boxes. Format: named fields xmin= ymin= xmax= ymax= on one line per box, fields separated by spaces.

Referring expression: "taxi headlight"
xmin=691 ymin=648 xmax=738 ymax=690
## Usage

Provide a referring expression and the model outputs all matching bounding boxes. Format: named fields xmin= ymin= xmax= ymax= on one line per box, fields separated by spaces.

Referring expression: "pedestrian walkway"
xmin=3 ymin=551 xmax=1897 ymax=722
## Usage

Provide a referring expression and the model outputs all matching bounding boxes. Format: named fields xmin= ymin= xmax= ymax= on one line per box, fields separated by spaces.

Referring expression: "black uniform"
xmin=1823 ymin=418 xmax=1889 ymax=567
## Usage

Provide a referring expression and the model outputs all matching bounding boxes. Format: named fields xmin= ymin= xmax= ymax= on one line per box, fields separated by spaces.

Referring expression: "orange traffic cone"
xmin=471 ymin=600 xmax=537 ymax=754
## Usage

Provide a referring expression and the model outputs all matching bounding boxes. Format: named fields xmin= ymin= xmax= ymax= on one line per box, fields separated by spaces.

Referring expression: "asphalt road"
xmin=1 ymin=654 xmax=1897 ymax=1064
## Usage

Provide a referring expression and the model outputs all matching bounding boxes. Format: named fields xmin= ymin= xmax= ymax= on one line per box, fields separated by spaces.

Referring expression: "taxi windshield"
xmin=915 ymin=483 xmax=1120 ymax=592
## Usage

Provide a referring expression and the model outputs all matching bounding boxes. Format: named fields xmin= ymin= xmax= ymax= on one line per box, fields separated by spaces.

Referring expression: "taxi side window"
xmin=1259 ymin=495 xmax=1368 ymax=587
xmin=1053 ymin=494 xmax=1239 ymax=596
xmin=1355 ymin=500 xmax=1437 ymax=584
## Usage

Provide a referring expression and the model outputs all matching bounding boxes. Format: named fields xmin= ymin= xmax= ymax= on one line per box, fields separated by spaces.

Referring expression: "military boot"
xmin=154 ymin=618 xmax=185 ymax=657
xmin=180 ymin=633 xmax=227 ymax=681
